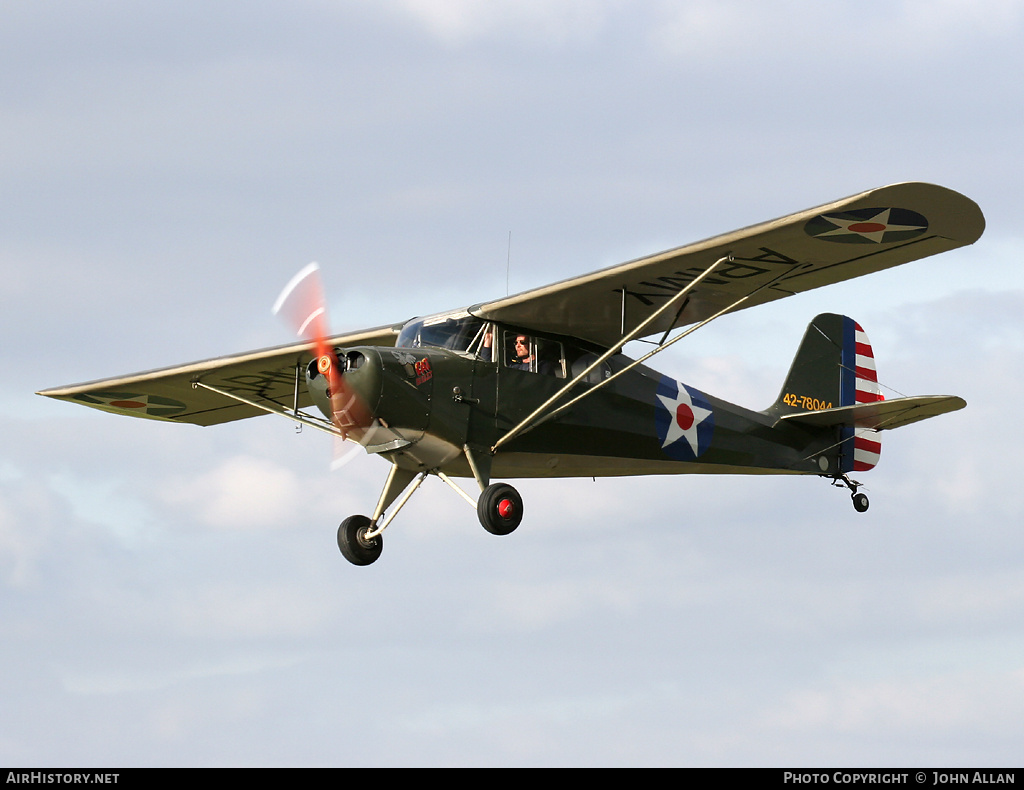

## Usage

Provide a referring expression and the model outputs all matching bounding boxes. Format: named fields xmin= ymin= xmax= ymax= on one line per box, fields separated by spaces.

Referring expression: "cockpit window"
xmin=503 ymin=331 xmax=565 ymax=377
xmin=396 ymin=313 xmax=487 ymax=356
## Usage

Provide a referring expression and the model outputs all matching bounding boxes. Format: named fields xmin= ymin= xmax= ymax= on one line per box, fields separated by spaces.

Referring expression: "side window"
xmin=503 ymin=332 xmax=564 ymax=377
xmin=536 ymin=338 xmax=565 ymax=378
xmin=569 ymin=351 xmax=611 ymax=384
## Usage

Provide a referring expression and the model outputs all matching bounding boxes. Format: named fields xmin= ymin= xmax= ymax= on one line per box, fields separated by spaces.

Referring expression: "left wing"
xmin=37 ymin=324 xmax=401 ymax=426
xmin=472 ymin=183 xmax=984 ymax=347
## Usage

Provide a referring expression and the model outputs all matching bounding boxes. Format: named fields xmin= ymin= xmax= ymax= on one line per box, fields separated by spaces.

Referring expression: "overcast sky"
xmin=3 ymin=0 xmax=1024 ymax=767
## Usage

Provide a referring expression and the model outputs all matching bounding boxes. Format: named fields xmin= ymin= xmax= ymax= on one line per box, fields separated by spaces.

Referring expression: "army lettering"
xmin=619 ymin=247 xmax=800 ymax=307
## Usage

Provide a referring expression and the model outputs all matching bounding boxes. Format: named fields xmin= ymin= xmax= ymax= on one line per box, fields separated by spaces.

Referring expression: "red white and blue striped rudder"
xmin=839 ymin=317 xmax=883 ymax=473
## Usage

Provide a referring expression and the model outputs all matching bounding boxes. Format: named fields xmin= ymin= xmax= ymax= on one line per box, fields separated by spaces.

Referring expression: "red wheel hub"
xmin=497 ymin=498 xmax=515 ymax=519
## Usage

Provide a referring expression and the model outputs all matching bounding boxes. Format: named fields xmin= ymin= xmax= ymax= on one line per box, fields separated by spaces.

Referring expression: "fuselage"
xmin=306 ymin=314 xmax=839 ymax=481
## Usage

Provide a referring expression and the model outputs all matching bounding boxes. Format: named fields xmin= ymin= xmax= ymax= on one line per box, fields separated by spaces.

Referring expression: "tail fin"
xmin=770 ymin=313 xmax=883 ymax=472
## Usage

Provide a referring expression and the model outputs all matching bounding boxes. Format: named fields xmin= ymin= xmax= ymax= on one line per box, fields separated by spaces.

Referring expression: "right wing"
xmin=473 ymin=183 xmax=984 ymax=347
xmin=37 ymin=324 xmax=401 ymax=426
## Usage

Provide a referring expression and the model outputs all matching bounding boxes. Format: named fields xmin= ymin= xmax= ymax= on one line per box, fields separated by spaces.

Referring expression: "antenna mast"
xmin=505 ymin=231 xmax=511 ymax=296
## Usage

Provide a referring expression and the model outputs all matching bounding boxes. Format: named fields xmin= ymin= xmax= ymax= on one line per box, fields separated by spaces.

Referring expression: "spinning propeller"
xmin=272 ymin=263 xmax=373 ymax=451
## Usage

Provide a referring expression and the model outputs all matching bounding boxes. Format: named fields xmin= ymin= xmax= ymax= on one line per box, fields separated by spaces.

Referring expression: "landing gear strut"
xmin=335 ymin=469 xmax=427 ymax=566
xmin=831 ymin=473 xmax=869 ymax=513
xmin=335 ymin=457 xmax=523 ymax=565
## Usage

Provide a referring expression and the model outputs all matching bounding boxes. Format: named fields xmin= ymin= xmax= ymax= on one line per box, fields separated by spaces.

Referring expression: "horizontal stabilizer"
xmin=775 ymin=395 xmax=966 ymax=431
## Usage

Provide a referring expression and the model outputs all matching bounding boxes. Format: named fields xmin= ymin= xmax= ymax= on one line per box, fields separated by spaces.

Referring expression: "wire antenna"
xmin=506 ymin=231 xmax=512 ymax=296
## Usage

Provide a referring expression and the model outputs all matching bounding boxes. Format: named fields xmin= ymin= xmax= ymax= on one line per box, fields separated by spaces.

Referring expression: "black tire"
xmin=477 ymin=483 xmax=523 ymax=535
xmin=852 ymin=492 xmax=870 ymax=513
xmin=337 ymin=515 xmax=383 ymax=565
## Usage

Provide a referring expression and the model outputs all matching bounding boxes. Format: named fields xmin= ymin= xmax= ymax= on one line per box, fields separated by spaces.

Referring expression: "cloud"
xmin=767 ymin=667 xmax=1024 ymax=738
xmin=159 ymin=455 xmax=308 ymax=530
xmin=651 ymin=0 xmax=1023 ymax=61
xmin=381 ymin=0 xmax=1022 ymax=57
xmin=385 ymin=0 xmax=623 ymax=46
xmin=0 ymin=481 xmax=52 ymax=588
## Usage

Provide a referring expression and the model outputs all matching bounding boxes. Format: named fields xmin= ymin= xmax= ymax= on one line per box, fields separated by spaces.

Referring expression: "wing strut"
xmin=192 ymin=379 xmax=345 ymax=439
xmin=491 ymin=257 xmax=805 ymax=452
xmin=491 ymin=254 xmax=735 ymax=453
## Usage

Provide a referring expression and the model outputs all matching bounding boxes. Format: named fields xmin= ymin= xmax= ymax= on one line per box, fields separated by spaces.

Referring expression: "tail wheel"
xmin=852 ymin=492 xmax=870 ymax=513
xmin=338 ymin=515 xmax=383 ymax=565
xmin=477 ymin=483 xmax=523 ymax=536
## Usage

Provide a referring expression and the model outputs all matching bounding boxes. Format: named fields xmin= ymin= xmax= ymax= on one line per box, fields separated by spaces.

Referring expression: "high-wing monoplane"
xmin=39 ymin=182 xmax=983 ymax=565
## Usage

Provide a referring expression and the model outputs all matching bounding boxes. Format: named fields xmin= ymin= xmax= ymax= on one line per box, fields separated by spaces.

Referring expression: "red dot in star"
xmin=676 ymin=403 xmax=694 ymax=430
xmin=109 ymin=400 xmax=146 ymax=409
xmin=848 ymin=222 xmax=886 ymax=233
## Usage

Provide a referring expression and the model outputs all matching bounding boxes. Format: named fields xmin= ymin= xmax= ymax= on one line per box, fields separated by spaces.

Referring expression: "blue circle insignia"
xmin=654 ymin=377 xmax=715 ymax=461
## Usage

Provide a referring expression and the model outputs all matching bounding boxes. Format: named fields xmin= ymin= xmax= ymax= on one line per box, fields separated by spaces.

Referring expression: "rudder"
xmin=771 ymin=313 xmax=883 ymax=472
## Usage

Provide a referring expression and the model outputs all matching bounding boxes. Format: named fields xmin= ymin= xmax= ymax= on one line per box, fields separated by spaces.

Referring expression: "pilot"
xmin=509 ymin=334 xmax=534 ymax=371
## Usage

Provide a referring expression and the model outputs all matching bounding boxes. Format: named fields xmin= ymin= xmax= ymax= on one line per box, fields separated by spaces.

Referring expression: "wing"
xmin=37 ymin=324 xmax=401 ymax=426
xmin=471 ymin=183 xmax=985 ymax=347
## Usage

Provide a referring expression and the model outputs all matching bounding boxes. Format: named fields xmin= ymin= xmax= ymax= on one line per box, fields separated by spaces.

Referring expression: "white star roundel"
xmin=654 ymin=378 xmax=714 ymax=461
xmin=804 ymin=207 xmax=928 ymax=244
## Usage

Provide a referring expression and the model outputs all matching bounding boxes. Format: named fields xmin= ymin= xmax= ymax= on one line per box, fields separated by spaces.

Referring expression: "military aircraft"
xmin=38 ymin=182 xmax=983 ymax=565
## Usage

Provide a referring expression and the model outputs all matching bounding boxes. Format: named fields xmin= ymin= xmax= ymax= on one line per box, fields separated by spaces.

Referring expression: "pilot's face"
xmin=515 ymin=336 xmax=528 ymax=356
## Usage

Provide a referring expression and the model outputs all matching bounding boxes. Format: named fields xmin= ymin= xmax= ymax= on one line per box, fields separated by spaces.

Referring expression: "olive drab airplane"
xmin=38 ymin=182 xmax=984 ymax=566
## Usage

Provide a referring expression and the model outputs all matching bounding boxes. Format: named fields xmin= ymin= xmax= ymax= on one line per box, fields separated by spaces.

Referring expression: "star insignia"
xmin=654 ymin=379 xmax=714 ymax=460
xmin=73 ymin=391 xmax=187 ymax=417
xmin=804 ymin=207 xmax=928 ymax=244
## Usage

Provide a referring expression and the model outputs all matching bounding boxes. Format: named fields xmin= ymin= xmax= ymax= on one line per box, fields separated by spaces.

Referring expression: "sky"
xmin=2 ymin=0 xmax=1024 ymax=767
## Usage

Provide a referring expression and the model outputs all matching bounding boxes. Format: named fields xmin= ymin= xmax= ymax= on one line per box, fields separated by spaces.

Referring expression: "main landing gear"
xmin=830 ymin=473 xmax=869 ymax=513
xmin=337 ymin=515 xmax=383 ymax=566
xmin=477 ymin=482 xmax=523 ymax=535
xmin=335 ymin=451 xmax=522 ymax=566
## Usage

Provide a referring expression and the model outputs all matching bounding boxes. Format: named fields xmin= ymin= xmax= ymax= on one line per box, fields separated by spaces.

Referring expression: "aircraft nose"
xmin=306 ymin=347 xmax=383 ymax=436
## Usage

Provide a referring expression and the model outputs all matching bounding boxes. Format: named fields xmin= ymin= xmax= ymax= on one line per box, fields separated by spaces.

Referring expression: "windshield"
xmin=396 ymin=312 xmax=486 ymax=355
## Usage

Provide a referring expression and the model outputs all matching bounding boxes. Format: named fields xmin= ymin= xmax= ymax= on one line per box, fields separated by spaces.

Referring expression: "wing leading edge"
xmin=470 ymin=182 xmax=984 ymax=347
xmin=37 ymin=324 xmax=401 ymax=426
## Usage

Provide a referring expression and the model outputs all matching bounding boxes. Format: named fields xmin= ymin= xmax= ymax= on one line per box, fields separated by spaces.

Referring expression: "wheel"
xmin=477 ymin=482 xmax=523 ymax=535
xmin=852 ymin=492 xmax=870 ymax=513
xmin=337 ymin=515 xmax=383 ymax=565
